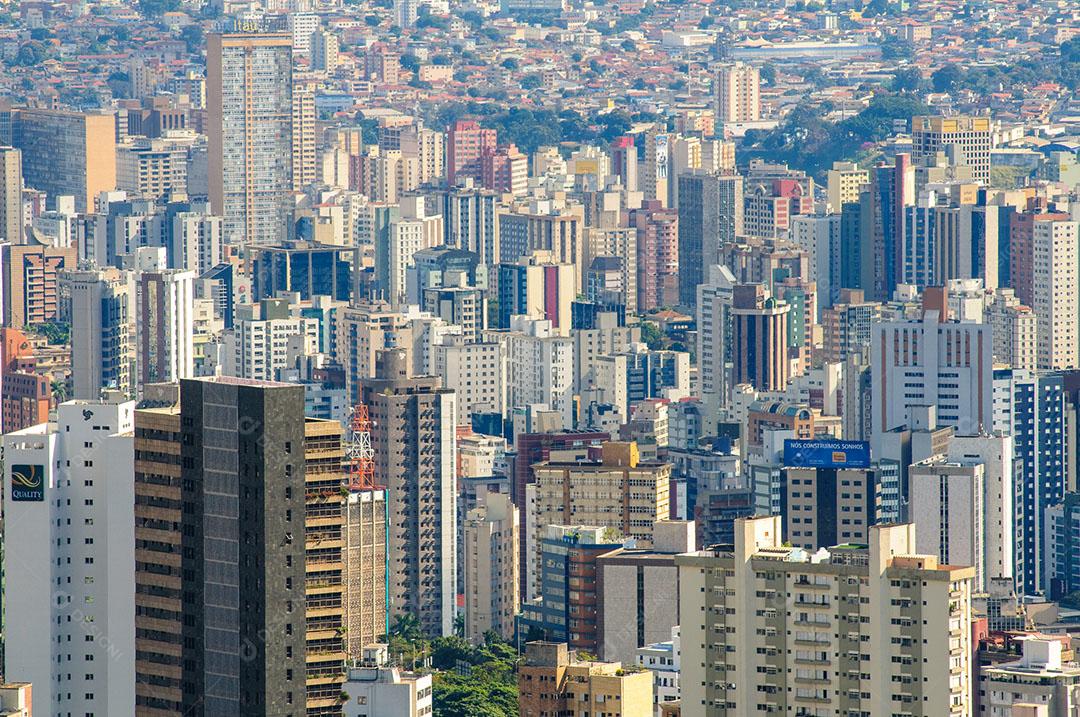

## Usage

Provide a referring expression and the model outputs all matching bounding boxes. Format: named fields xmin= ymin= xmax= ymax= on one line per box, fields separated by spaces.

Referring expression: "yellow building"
xmin=518 ymin=641 xmax=654 ymax=717
xmin=303 ymin=418 xmax=348 ymax=715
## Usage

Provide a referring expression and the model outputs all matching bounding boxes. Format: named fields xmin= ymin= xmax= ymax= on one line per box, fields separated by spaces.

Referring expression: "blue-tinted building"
xmin=249 ymin=240 xmax=352 ymax=302
xmin=993 ymin=368 xmax=1066 ymax=595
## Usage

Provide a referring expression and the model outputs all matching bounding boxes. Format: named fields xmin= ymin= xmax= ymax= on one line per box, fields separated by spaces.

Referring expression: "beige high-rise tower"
xmin=677 ymin=516 xmax=975 ymax=717
xmin=292 ymin=86 xmax=316 ymax=191
xmin=12 ymin=108 xmax=116 ymax=213
xmin=714 ymin=62 xmax=760 ymax=125
xmin=0 ymin=146 xmax=22 ymax=243
xmin=361 ymin=348 xmax=457 ymax=638
xmin=207 ymin=32 xmax=293 ymax=245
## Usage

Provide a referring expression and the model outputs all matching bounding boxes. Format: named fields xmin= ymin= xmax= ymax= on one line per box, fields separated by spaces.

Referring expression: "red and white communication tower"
xmin=346 ymin=403 xmax=376 ymax=491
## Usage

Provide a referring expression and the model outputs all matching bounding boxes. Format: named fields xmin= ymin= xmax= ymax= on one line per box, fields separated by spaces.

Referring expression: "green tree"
xmin=180 ymin=24 xmax=203 ymax=54
xmin=138 ymin=0 xmax=180 ymax=16
xmin=931 ymin=63 xmax=963 ymax=93
xmin=760 ymin=63 xmax=777 ymax=85
xmin=640 ymin=321 xmax=663 ymax=350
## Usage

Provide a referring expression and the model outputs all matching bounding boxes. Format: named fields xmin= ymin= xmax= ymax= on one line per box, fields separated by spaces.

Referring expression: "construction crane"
xmin=346 ymin=403 xmax=376 ymax=491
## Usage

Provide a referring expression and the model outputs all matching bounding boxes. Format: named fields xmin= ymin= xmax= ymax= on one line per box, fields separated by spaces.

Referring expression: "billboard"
xmin=11 ymin=464 xmax=45 ymax=501
xmin=783 ymin=439 xmax=870 ymax=469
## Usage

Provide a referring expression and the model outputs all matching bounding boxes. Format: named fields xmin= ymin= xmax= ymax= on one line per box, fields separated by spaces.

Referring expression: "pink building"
xmin=631 ymin=200 xmax=679 ymax=310
xmin=481 ymin=143 xmax=527 ymax=196
xmin=448 ymin=120 xmax=497 ymax=186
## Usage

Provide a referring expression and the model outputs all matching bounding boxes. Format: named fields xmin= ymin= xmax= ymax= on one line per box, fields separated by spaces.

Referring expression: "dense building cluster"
xmin=2 ymin=0 xmax=1080 ymax=716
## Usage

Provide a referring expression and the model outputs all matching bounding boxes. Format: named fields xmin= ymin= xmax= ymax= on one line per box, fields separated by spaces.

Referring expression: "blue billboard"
xmin=783 ymin=439 xmax=870 ymax=469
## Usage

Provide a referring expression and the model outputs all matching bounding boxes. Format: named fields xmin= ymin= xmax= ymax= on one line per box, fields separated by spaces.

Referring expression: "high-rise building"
xmin=463 ymin=492 xmax=520 ymax=642
xmin=12 ymin=108 xmax=116 ymax=212
xmin=434 ymin=335 xmax=507 ymax=425
xmin=1 ymin=241 xmax=76 ymax=329
xmin=1047 ymin=492 xmax=1080 ymax=600
xmin=361 ymin=349 xmax=457 ymax=637
xmin=511 ymin=430 xmax=610 ymax=597
xmin=714 ymin=62 xmax=760 ymax=125
xmin=862 ymin=155 xmax=914 ymax=301
xmin=821 ymin=288 xmax=879 ymax=364
xmin=696 ymin=264 xmax=736 ymax=412
xmin=311 ymin=30 xmax=339 ymax=72
xmin=447 ymin=120 xmax=497 ymax=187
xmin=343 ymin=489 xmax=389 ymax=659
xmin=595 ymin=521 xmax=694 ymax=664
xmin=249 ymin=240 xmax=353 ymax=303
xmin=0 ymin=327 xmax=50 ymax=433
xmin=489 ymin=315 xmax=575 ymax=428
xmin=137 ymin=269 xmax=195 ymax=385
xmin=3 ymin=399 xmax=137 ymax=717
xmin=631 ymin=200 xmax=679 ymax=311
xmin=481 ymin=143 xmax=528 ymax=196
xmin=516 ymin=526 xmax=624 ymax=652
xmin=1031 ymin=217 xmax=1079 ymax=370
xmin=207 ymin=32 xmax=294 ymax=244
xmin=496 ymin=255 xmax=575 ymax=331
xmin=677 ymin=516 xmax=974 ymax=717
xmin=225 ymin=299 xmax=319 ymax=381
xmin=178 ymin=376 xmax=308 ymax=716
xmin=0 ymin=146 xmax=22 ymax=243
xmin=441 ymin=185 xmax=500 ymax=265
xmin=911 ymin=115 xmax=992 ymax=183
xmin=292 ymin=87 xmax=317 ymax=192
xmin=61 ymin=267 xmax=133 ymax=400
xmin=909 ymin=459 xmax=989 ymax=589
xmin=825 ymin=160 xmax=868 ymax=212
xmin=730 ymin=283 xmax=791 ymax=392
xmin=677 ymin=171 xmax=743 ymax=307
xmin=789 ymin=213 xmax=839 ymax=307
xmin=532 ymin=442 xmax=671 ymax=550
xmin=133 ymin=385 xmax=183 ymax=717
xmin=779 ymin=462 xmax=877 ymax=549
xmin=517 ymin=641 xmax=654 ymax=717
xmin=871 ymin=308 xmax=993 ymax=454
xmin=979 ymin=638 xmax=1080 ymax=716
xmin=497 ymin=208 xmax=583 ymax=274
xmin=423 ymin=283 xmax=487 ymax=341
xmin=993 ymin=368 xmax=1066 ymax=595
xmin=984 ymin=288 xmax=1036 ymax=370
xmin=1008 ymin=210 xmax=1069 ymax=308
xmin=302 ymin=418 xmax=349 ymax=713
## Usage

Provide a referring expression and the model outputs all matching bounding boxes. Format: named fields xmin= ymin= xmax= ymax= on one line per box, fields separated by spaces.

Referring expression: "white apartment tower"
xmin=870 ymin=309 xmax=993 ymax=455
xmin=2 ymin=399 xmax=137 ymax=717
xmin=137 ymin=268 xmax=196 ymax=385
xmin=62 ymin=267 xmax=133 ymax=400
xmin=1032 ymin=217 xmax=1079 ymax=370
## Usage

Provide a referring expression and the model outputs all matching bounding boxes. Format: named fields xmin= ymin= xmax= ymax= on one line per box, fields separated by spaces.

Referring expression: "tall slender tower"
xmin=361 ymin=349 xmax=457 ymax=637
xmin=179 ymin=377 xmax=308 ymax=716
xmin=0 ymin=146 xmax=22 ymax=243
xmin=61 ymin=267 xmax=132 ymax=400
xmin=207 ymin=31 xmax=293 ymax=245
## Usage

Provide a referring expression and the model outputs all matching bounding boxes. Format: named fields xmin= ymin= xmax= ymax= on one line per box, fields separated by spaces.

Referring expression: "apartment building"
xmin=518 ymin=641 xmax=654 ymax=717
xmin=676 ymin=516 xmax=975 ymax=717
xmin=462 ymin=492 xmax=520 ymax=642
xmin=532 ymin=442 xmax=671 ymax=549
